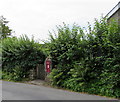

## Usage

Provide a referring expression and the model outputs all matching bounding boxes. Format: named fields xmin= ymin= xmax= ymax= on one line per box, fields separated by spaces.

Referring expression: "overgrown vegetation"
xmin=1 ymin=16 xmax=120 ymax=98
xmin=2 ymin=36 xmax=46 ymax=81
xmin=48 ymin=18 xmax=120 ymax=98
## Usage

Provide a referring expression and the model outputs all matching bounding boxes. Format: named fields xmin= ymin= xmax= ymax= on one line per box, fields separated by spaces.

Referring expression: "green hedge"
xmin=48 ymin=19 xmax=120 ymax=98
xmin=2 ymin=35 xmax=46 ymax=81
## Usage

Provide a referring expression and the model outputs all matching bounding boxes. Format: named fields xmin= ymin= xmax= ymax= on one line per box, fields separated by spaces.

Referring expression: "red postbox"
xmin=45 ymin=58 xmax=51 ymax=73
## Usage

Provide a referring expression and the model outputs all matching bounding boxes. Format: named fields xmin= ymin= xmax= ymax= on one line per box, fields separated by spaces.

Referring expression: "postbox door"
xmin=46 ymin=61 xmax=51 ymax=73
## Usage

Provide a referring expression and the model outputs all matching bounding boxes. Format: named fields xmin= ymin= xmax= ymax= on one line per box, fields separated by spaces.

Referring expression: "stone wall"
xmin=29 ymin=64 xmax=46 ymax=80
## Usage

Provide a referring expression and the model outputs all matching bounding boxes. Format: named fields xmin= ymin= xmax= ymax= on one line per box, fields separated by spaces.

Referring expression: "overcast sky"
xmin=0 ymin=0 xmax=119 ymax=42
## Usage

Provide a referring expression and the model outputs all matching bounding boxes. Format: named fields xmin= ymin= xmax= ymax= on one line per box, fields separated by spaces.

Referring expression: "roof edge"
xmin=105 ymin=2 xmax=120 ymax=18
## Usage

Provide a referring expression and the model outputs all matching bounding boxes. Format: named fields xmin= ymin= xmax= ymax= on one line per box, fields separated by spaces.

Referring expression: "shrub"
xmin=2 ymin=35 xmax=46 ymax=79
xmin=48 ymin=18 xmax=120 ymax=98
xmin=48 ymin=23 xmax=86 ymax=68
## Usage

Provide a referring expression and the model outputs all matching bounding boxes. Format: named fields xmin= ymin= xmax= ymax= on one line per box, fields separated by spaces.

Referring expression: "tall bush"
xmin=2 ymin=35 xmax=46 ymax=80
xmin=48 ymin=19 xmax=120 ymax=98
xmin=48 ymin=23 xmax=86 ymax=67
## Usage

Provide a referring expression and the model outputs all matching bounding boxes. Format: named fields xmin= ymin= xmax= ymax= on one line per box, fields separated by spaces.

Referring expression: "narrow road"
xmin=2 ymin=81 xmax=117 ymax=100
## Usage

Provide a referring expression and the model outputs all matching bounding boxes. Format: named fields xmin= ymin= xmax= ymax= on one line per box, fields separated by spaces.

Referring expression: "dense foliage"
xmin=1 ymin=17 xmax=120 ymax=98
xmin=48 ymin=19 xmax=120 ymax=98
xmin=2 ymin=36 xmax=46 ymax=81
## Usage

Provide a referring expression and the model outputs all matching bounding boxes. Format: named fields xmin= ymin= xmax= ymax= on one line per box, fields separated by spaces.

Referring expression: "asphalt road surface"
xmin=2 ymin=81 xmax=117 ymax=100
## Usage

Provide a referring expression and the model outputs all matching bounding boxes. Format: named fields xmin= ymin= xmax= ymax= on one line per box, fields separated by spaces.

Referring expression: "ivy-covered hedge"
xmin=2 ymin=36 xmax=46 ymax=81
xmin=48 ymin=19 xmax=120 ymax=98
